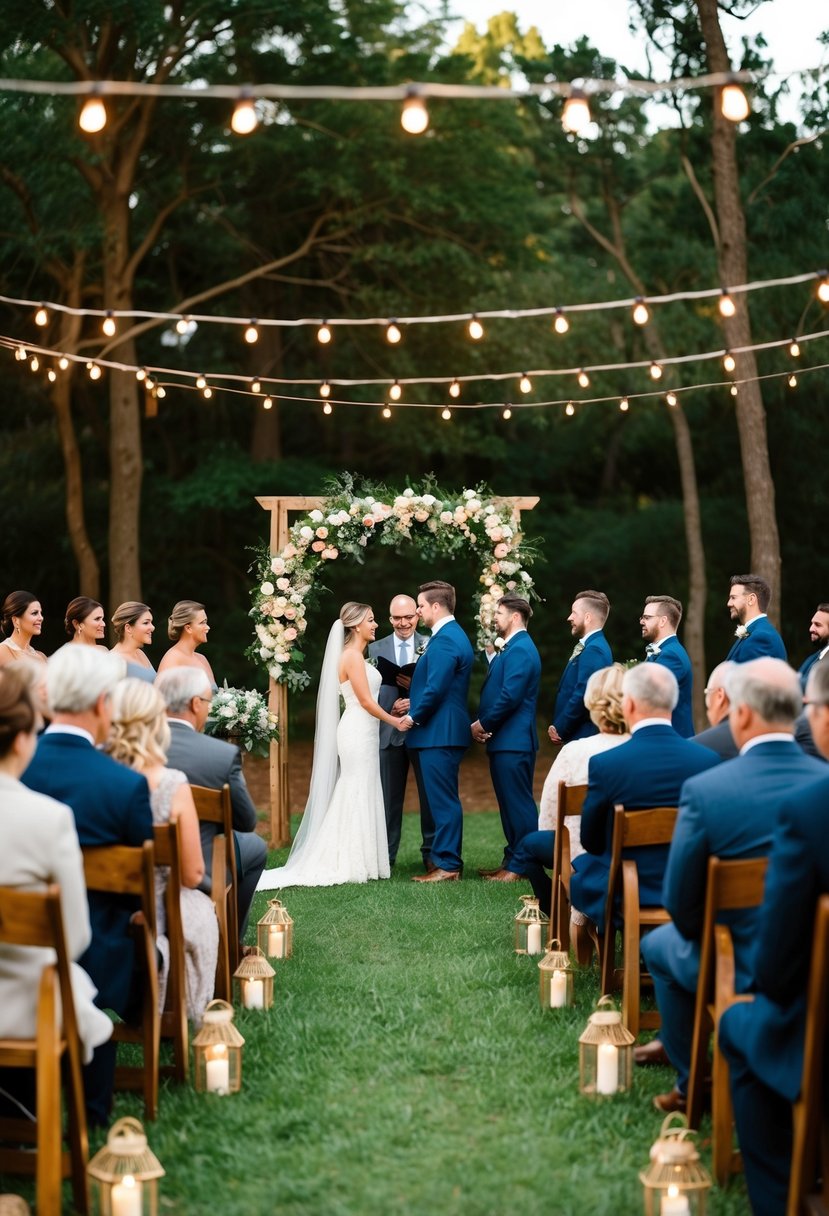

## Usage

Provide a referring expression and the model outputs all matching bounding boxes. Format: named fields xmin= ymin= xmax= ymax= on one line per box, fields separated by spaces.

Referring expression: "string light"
xmin=317 ymin=321 xmax=332 ymax=344
xmin=502 ymin=406 xmax=512 ymax=419
xmin=323 ymin=401 xmax=333 ymax=415
xmin=58 ymin=356 xmax=69 ymax=370
xmin=87 ymin=362 xmax=101 ymax=380
xmin=817 ymin=274 xmax=829 ymax=304
xmin=553 ymin=309 xmax=569 ymax=335
xmin=231 ymin=90 xmax=258 ymax=135
xmin=29 ymin=355 xmax=39 ymax=372
xmin=202 ymin=385 xmax=212 ymax=399
xmin=577 ymin=369 xmax=590 ymax=388
xmin=400 ymin=88 xmax=429 ymax=135
xmin=619 ymin=396 xmax=629 ymax=411
xmin=389 ymin=380 xmax=402 ymax=401
xmin=730 ymin=383 xmax=739 ymax=397
xmin=565 ymin=401 xmax=575 ymax=417
xmin=788 ymin=374 xmax=798 ymax=388
xmin=136 ymin=368 xmax=146 ymax=381
xmin=449 ymin=379 xmax=461 ymax=399
xmin=718 ymin=289 xmax=736 ymax=317
xmin=320 ymin=381 xmax=331 ymax=398
xmin=175 ymin=316 xmax=190 ymax=335
xmin=561 ymin=83 xmax=591 ymax=135
xmin=666 ymin=391 xmax=678 ymax=407
xmin=386 ymin=321 xmax=402 ymax=344
xmin=649 ymin=362 xmax=663 ymax=380
xmin=467 ymin=315 xmax=484 ymax=341
xmin=789 ymin=339 xmax=801 ymax=358
xmin=244 ymin=321 xmax=259 ymax=344
xmin=721 ymin=79 xmax=750 ymax=123
xmin=78 ymin=88 xmax=107 ymax=133
xmin=263 ymin=396 xmax=273 ymax=410
xmin=47 ymin=368 xmax=56 ymax=382
xmin=251 ymin=378 xmax=262 ymax=394
xmin=156 ymin=385 xmax=166 ymax=399
xmin=382 ymin=405 xmax=392 ymax=419
xmin=441 ymin=406 xmax=452 ymax=420
xmin=519 ymin=374 xmax=532 ymax=394
xmin=632 ymin=298 xmax=650 ymax=326
xmin=145 ymin=377 xmax=155 ymax=391
xmin=196 ymin=374 xmax=207 ymax=389
xmin=723 ymin=351 xmax=736 ymax=373
xmin=101 ymin=310 xmax=116 ymax=337
xmin=34 ymin=305 xmax=48 ymax=327
xmin=14 ymin=346 xmax=26 ymax=361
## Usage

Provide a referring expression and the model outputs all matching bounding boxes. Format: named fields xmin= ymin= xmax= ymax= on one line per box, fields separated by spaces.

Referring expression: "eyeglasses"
xmin=196 ymin=696 xmax=213 ymax=706
xmin=803 ymin=700 xmax=828 ymax=708
xmin=639 ymin=614 xmax=660 ymax=622
xmin=391 ymin=614 xmax=416 ymax=623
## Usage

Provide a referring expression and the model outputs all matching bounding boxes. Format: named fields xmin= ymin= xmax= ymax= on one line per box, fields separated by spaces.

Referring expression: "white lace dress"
xmin=258 ymin=663 xmax=390 ymax=887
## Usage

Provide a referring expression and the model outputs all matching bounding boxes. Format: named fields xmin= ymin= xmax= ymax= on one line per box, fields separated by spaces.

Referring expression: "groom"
xmin=403 ymin=580 xmax=474 ymax=882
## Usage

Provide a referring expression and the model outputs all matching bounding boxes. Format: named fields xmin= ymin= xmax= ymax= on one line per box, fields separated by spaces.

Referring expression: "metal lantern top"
xmin=640 ymin=1117 xmax=712 ymax=1194
xmin=233 ymin=947 xmax=275 ymax=983
xmin=514 ymin=897 xmax=549 ymax=926
xmin=87 ymin=1117 xmax=165 ymax=1184
xmin=578 ymin=997 xmax=636 ymax=1049
xmin=513 ymin=893 xmax=535 ymax=919
xmin=258 ymin=897 xmax=293 ymax=928
xmin=538 ymin=938 xmax=573 ymax=973
xmin=192 ymin=999 xmax=246 ymax=1050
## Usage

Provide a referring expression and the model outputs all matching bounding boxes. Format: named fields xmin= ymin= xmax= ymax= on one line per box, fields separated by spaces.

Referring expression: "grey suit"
xmin=368 ymin=631 xmax=431 ymax=865
xmin=692 ymin=719 xmax=739 ymax=760
xmin=165 ymin=720 xmax=267 ymax=937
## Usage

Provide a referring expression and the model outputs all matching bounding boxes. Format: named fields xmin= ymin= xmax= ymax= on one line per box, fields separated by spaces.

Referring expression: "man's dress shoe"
xmin=633 ymin=1038 xmax=672 ymax=1067
xmin=482 ymin=869 xmax=522 ymax=882
xmin=411 ymin=868 xmax=461 ymax=883
xmin=653 ymin=1087 xmax=687 ymax=1114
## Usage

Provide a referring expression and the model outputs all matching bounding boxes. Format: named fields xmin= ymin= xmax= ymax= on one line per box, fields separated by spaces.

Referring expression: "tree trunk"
xmin=51 ymin=373 xmax=100 ymax=599
xmin=696 ymin=0 xmax=782 ymax=621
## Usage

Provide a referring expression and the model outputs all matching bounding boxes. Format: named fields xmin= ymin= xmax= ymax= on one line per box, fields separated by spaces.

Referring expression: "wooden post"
xmin=255 ymin=493 xmax=539 ymax=847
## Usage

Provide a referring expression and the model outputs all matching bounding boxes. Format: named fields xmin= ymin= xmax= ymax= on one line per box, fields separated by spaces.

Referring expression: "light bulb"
xmin=318 ymin=322 xmax=332 ymax=344
xmin=320 ymin=381 xmax=331 ymax=399
xmin=231 ymin=93 xmax=258 ymax=136
xmin=632 ymin=298 xmax=650 ymax=326
xmin=788 ymin=374 xmax=797 ymax=388
xmin=196 ymin=374 xmax=206 ymax=389
xmin=47 ymin=368 xmax=57 ymax=382
xmin=88 ymin=362 xmax=101 ymax=380
xmin=203 ymin=386 xmax=212 ymax=399
xmin=30 ymin=356 xmax=39 ymax=372
xmin=789 ymin=339 xmax=801 ymax=358
xmin=719 ymin=289 xmax=736 ymax=318
xmin=649 ymin=362 xmax=663 ymax=380
xmin=263 ymin=396 xmax=273 ymax=410
xmin=619 ymin=396 xmax=629 ymax=412
xmin=565 ymin=401 xmax=575 ymax=417
xmin=102 ymin=311 xmax=116 ymax=337
xmin=251 ymin=379 xmax=261 ymax=394
xmin=730 ymin=384 xmax=738 ymax=397
xmin=562 ymin=85 xmax=591 ymax=135
xmin=449 ymin=379 xmax=461 ymax=399
xmin=382 ymin=405 xmax=392 ymax=419
xmin=15 ymin=346 xmax=26 ymax=361
xmin=323 ymin=401 xmax=333 ymax=415
xmin=817 ymin=275 xmax=829 ymax=304
xmin=723 ymin=352 xmax=736 ymax=373
xmin=389 ymin=380 xmax=402 ymax=401
xmin=577 ymin=369 xmax=590 ymax=388
xmin=721 ymin=81 xmax=750 ymax=123
xmin=175 ymin=316 xmax=189 ymax=335
xmin=502 ymin=406 xmax=512 ymax=420
xmin=386 ymin=321 xmax=402 ymax=344
xmin=156 ymin=385 xmax=166 ymax=399
xmin=34 ymin=306 xmax=48 ymax=328
xmin=136 ymin=368 xmax=146 ymax=382
xmin=519 ymin=374 xmax=532 ymax=394
xmin=79 ymin=93 xmax=107 ymax=134
xmin=441 ymin=407 xmax=452 ymax=420
xmin=401 ymin=90 xmax=429 ymax=135
xmin=467 ymin=315 xmax=484 ymax=341
xmin=244 ymin=321 xmax=259 ymax=344
xmin=58 ymin=356 xmax=69 ymax=371
xmin=145 ymin=377 xmax=155 ymax=391
xmin=553 ymin=309 xmax=569 ymax=335
xmin=666 ymin=391 xmax=678 ymax=407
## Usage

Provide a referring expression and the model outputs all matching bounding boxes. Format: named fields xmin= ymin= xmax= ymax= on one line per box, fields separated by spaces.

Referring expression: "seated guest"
xmin=156 ymin=600 xmax=216 ymax=687
xmin=155 ymin=668 xmax=266 ymax=944
xmin=0 ymin=669 xmax=112 ymax=1117
xmin=108 ymin=678 xmax=219 ymax=1023
xmin=22 ymin=644 xmax=153 ymax=1125
xmin=691 ymin=661 xmax=738 ymax=759
xmin=65 ymin=596 xmax=107 ymax=647
xmin=639 ymin=658 xmax=825 ymax=1114
xmin=718 ymin=658 xmax=829 ymax=1216
xmin=569 ymin=663 xmax=720 ymax=936
xmin=111 ymin=601 xmax=156 ymax=683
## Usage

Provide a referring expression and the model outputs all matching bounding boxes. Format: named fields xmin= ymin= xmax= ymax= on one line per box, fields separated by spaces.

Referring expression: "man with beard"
xmin=640 ymin=595 xmax=694 ymax=737
xmin=548 ymin=590 xmax=612 ymax=745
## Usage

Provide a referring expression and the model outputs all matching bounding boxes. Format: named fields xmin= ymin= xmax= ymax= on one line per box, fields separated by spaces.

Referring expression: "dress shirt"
xmin=630 ymin=717 xmax=673 ymax=733
xmin=429 ymin=614 xmax=455 ymax=638
xmin=740 ymin=732 xmax=796 ymax=754
xmin=44 ymin=723 xmax=95 ymax=746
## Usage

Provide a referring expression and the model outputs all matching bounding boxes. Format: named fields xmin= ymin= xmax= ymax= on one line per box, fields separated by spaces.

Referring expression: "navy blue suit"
xmin=725 ymin=615 xmax=787 ymax=663
xmin=406 ymin=618 xmax=474 ymax=872
xmin=569 ymin=724 xmax=720 ymax=930
xmin=551 ymin=631 xmax=613 ymax=743
xmin=646 ymin=636 xmax=694 ymax=737
xmin=719 ymin=771 xmax=829 ymax=1216
xmin=641 ymin=740 xmax=826 ymax=1095
xmin=798 ymin=648 xmax=826 ymax=693
xmin=477 ymin=630 xmax=541 ymax=868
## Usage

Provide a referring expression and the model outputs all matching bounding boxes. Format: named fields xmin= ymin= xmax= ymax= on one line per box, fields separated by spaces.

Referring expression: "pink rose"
xmin=488 ymin=526 xmax=504 ymax=542
xmin=315 ymin=526 xmax=328 ymax=539
xmin=491 ymin=562 xmax=500 ymax=573
xmin=311 ymin=540 xmax=325 ymax=552
xmin=414 ymin=509 xmax=429 ymax=523
xmin=284 ymin=607 xmax=296 ymax=620
xmin=321 ymin=547 xmax=339 ymax=560
xmin=494 ymin=543 xmax=509 ymax=559
xmin=283 ymin=544 xmax=297 ymax=559
xmin=362 ymin=515 xmax=375 ymax=528
xmin=276 ymin=577 xmax=290 ymax=591
xmin=283 ymin=627 xmax=298 ymax=642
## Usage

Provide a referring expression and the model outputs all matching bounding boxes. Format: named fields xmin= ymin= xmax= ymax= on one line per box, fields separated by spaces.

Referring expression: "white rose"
xmin=268 ymin=664 xmax=283 ymax=680
xmin=270 ymin=557 xmax=286 ymax=575
xmin=327 ymin=513 xmax=340 ymax=525
xmin=440 ymin=511 xmax=454 ymax=524
xmin=300 ymin=526 xmax=314 ymax=540
xmin=260 ymin=581 xmax=275 ymax=596
xmin=309 ymin=509 xmax=324 ymax=522
xmin=463 ymin=488 xmax=476 ymax=500
xmin=467 ymin=498 xmax=481 ymax=513
xmin=363 ymin=495 xmax=375 ymax=505
xmin=276 ymin=577 xmax=290 ymax=591
xmin=520 ymin=571 xmax=532 ymax=583
xmin=403 ymin=488 xmax=415 ymax=497
xmin=421 ymin=493 xmax=436 ymax=506
xmin=259 ymin=646 xmax=273 ymax=660
xmin=484 ymin=504 xmax=496 ymax=515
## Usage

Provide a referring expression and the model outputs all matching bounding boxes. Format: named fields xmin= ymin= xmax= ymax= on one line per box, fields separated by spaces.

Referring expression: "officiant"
xmin=369 ymin=593 xmax=431 ymax=868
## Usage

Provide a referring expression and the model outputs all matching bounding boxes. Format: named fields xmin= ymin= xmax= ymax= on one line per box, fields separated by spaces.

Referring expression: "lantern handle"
xmin=659 ymin=1112 xmax=689 ymax=1139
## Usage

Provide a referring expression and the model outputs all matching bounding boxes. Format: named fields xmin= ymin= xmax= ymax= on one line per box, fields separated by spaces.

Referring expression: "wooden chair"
xmin=549 ymin=782 xmax=589 ymax=950
xmin=686 ymin=855 xmax=768 ymax=1188
xmin=82 ymin=841 xmax=160 ymax=1120
xmin=153 ymin=820 xmax=189 ymax=1083
xmin=601 ymin=804 xmax=678 ymax=1038
xmin=787 ymin=895 xmax=829 ymax=1215
xmin=0 ymin=885 xmax=89 ymax=1215
xmin=190 ymin=784 xmax=238 ymax=1001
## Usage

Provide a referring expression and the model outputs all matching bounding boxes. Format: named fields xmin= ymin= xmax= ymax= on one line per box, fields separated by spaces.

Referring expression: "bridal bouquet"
xmin=204 ymin=684 xmax=279 ymax=757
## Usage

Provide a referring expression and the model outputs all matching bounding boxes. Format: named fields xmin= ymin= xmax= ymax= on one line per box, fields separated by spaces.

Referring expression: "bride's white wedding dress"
xmin=257 ymin=658 xmax=390 ymax=889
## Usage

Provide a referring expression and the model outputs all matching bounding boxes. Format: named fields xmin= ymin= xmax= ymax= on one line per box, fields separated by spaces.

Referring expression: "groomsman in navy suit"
xmin=470 ymin=595 xmax=541 ymax=880
xmin=639 ymin=659 xmax=825 ymax=1115
xmin=569 ymin=663 xmax=719 ymax=933
xmin=640 ymin=594 xmax=695 ymax=736
xmin=725 ymin=573 xmax=786 ymax=663
xmin=404 ymin=581 xmax=474 ymax=882
xmin=718 ymin=658 xmax=829 ymax=1216
xmin=548 ymin=590 xmax=612 ymax=745
xmin=797 ymin=601 xmax=829 ymax=691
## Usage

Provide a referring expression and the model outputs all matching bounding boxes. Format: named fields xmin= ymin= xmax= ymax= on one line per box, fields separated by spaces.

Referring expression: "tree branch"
xmin=681 ymin=153 xmax=720 ymax=248
xmin=746 ymin=131 xmax=825 ymax=205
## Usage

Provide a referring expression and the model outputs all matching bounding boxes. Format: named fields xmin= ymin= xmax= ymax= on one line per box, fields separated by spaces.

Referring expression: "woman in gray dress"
xmin=111 ymin=600 xmax=156 ymax=682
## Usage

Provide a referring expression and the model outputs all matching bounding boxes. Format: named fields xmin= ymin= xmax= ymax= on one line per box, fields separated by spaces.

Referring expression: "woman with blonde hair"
xmin=111 ymin=601 xmax=156 ymax=682
xmin=108 ymin=678 xmax=218 ymax=1022
xmin=258 ymin=601 xmax=411 ymax=888
xmin=156 ymin=600 xmax=216 ymax=687
xmin=0 ymin=590 xmax=47 ymax=667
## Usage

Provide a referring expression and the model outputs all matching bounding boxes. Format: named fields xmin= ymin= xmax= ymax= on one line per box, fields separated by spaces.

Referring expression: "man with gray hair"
xmin=569 ymin=662 xmax=720 ymax=937
xmin=692 ymin=661 xmax=739 ymax=760
xmin=22 ymin=643 xmax=153 ymax=1125
xmin=156 ymin=668 xmax=266 ymax=943
xmin=640 ymin=657 xmax=826 ymax=1114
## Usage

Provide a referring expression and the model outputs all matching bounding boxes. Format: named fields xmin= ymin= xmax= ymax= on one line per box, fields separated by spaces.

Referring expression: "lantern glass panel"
xmin=513 ymin=897 xmax=549 ymax=955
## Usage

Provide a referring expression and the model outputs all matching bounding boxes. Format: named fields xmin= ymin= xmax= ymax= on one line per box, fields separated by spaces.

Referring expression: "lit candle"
xmin=596 ymin=1042 xmax=619 ymax=1095
xmin=660 ymin=1185 xmax=690 ymax=1215
xmin=549 ymin=969 xmax=567 ymax=1008
xmin=526 ymin=923 xmax=542 ymax=955
xmin=243 ymin=979 xmax=264 ymax=1010
xmin=268 ymin=925 xmax=285 ymax=958
xmin=205 ymin=1044 xmax=229 ymax=1094
xmin=111 ymin=1174 xmax=141 ymax=1216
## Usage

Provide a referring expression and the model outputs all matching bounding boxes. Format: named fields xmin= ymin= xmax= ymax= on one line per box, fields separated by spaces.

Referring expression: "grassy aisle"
xmin=96 ymin=815 xmax=751 ymax=1213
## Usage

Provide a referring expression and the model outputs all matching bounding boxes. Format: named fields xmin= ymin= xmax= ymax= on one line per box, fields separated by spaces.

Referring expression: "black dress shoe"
xmin=633 ymin=1038 xmax=672 ymax=1067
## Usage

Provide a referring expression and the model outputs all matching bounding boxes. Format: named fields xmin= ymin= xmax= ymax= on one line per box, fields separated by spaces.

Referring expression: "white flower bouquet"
xmin=204 ymin=684 xmax=279 ymax=757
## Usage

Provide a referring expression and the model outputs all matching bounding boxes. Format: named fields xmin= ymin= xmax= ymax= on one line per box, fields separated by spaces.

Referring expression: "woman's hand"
xmin=394 ymin=716 xmax=412 ymax=732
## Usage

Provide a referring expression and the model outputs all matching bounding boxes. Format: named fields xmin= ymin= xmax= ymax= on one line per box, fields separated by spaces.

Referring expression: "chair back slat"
xmin=189 ymin=783 xmax=238 ymax=991
xmin=153 ymin=820 xmax=189 ymax=1083
xmin=83 ymin=840 xmax=156 ymax=940
xmin=550 ymin=782 xmax=589 ymax=947
xmin=618 ymin=806 xmax=678 ymax=849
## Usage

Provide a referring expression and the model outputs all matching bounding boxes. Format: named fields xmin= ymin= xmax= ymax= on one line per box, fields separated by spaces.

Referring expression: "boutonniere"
xmin=415 ymin=641 xmax=427 ymax=657
xmin=645 ymin=642 xmax=661 ymax=657
xmin=493 ymin=637 xmax=506 ymax=652
xmin=734 ymin=624 xmax=749 ymax=639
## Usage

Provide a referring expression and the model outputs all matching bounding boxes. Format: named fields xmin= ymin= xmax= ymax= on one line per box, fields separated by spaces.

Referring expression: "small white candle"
xmin=268 ymin=925 xmax=285 ymax=958
xmin=243 ymin=978 xmax=264 ymax=1009
xmin=205 ymin=1045 xmax=229 ymax=1094
xmin=596 ymin=1042 xmax=619 ymax=1095
xmin=111 ymin=1174 xmax=141 ymax=1216
xmin=549 ymin=969 xmax=567 ymax=1008
xmin=526 ymin=922 xmax=542 ymax=955
xmin=660 ymin=1185 xmax=690 ymax=1215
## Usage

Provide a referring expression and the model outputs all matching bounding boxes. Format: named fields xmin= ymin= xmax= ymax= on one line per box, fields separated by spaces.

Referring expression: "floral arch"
xmin=250 ymin=476 xmax=539 ymax=844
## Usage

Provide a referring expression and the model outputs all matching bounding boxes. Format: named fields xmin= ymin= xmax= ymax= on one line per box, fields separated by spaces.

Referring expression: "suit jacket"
xmin=477 ymin=630 xmax=541 ymax=754
xmin=22 ymin=730 xmax=153 ymax=1014
xmin=646 ymin=636 xmax=694 ymax=737
xmin=552 ymin=630 xmax=613 ymax=743
xmin=368 ymin=631 xmax=428 ymax=750
xmin=406 ymin=618 xmax=474 ymax=751
xmin=692 ymin=719 xmax=739 ymax=760
xmin=798 ymin=648 xmax=826 ymax=693
xmin=663 ymin=741 xmax=827 ymax=988
xmin=725 ymin=615 xmax=787 ymax=663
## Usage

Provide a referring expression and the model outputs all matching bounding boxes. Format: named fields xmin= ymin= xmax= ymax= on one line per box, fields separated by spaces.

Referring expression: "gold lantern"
xmin=578 ymin=996 xmax=635 ymax=1096
xmin=192 ymin=999 xmax=245 ymax=1095
xmin=640 ymin=1115 xmax=712 ymax=1214
xmin=256 ymin=896 xmax=294 ymax=960
xmin=514 ymin=896 xmax=549 ymax=955
xmin=87 ymin=1116 xmax=164 ymax=1216
xmin=538 ymin=937 xmax=575 ymax=1009
xmin=233 ymin=947 xmax=275 ymax=1010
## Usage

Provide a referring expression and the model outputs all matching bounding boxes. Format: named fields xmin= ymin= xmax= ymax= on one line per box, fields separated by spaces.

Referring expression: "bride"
xmin=257 ymin=602 xmax=411 ymax=888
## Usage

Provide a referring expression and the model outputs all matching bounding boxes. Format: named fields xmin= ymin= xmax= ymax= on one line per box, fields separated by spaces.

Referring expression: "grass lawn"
xmin=6 ymin=812 xmax=752 ymax=1214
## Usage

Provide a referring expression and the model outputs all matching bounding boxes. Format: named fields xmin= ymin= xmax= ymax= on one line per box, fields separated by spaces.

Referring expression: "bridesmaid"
xmin=156 ymin=600 xmax=216 ymax=687
xmin=111 ymin=601 xmax=156 ymax=682
xmin=66 ymin=596 xmax=106 ymax=646
xmin=0 ymin=590 xmax=47 ymax=667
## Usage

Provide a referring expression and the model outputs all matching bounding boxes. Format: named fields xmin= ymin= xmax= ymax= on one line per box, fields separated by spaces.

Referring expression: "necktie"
xmin=399 ymin=640 xmax=410 ymax=666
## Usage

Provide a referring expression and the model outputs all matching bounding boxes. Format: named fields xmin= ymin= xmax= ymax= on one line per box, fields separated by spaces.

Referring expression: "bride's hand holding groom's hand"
xmin=394 ymin=715 xmax=412 ymax=732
